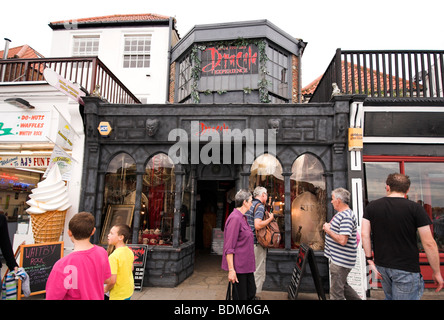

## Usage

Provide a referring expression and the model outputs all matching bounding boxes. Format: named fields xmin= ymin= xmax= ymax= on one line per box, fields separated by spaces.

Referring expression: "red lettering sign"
xmin=201 ymin=45 xmax=258 ymax=76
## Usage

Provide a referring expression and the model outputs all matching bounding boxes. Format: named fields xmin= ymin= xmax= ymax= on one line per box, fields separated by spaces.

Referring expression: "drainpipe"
xmin=165 ymin=17 xmax=173 ymax=104
xmin=2 ymin=38 xmax=11 ymax=82
xmin=297 ymin=39 xmax=307 ymax=103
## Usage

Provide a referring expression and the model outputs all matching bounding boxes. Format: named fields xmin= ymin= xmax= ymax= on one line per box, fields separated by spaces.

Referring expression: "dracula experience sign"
xmin=201 ymin=45 xmax=258 ymax=76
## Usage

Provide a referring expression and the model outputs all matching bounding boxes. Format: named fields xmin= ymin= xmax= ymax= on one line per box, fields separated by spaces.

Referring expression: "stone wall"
xmin=144 ymin=242 xmax=195 ymax=287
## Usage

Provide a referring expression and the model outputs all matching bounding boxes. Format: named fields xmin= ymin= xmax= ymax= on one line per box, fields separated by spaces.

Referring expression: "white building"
xmin=49 ymin=13 xmax=180 ymax=103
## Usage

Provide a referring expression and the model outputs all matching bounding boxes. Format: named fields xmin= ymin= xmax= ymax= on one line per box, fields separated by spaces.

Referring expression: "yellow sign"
xmin=98 ymin=121 xmax=112 ymax=136
xmin=348 ymin=128 xmax=363 ymax=151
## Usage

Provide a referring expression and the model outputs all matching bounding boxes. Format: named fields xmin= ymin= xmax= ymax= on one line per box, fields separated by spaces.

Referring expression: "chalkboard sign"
xmin=19 ymin=242 xmax=64 ymax=298
xmin=128 ymin=244 xmax=148 ymax=291
xmin=288 ymin=243 xmax=325 ymax=300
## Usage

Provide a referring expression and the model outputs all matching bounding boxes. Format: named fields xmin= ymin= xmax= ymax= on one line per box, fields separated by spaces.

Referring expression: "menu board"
xmin=287 ymin=243 xmax=325 ymax=300
xmin=19 ymin=242 xmax=64 ymax=298
xmin=128 ymin=244 xmax=148 ymax=291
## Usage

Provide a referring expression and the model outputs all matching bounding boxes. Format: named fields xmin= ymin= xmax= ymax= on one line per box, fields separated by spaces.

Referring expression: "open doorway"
xmin=195 ymin=180 xmax=235 ymax=265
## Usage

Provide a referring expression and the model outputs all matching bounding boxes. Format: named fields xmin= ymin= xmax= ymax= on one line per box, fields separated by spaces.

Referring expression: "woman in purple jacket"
xmin=222 ymin=189 xmax=256 ymax=300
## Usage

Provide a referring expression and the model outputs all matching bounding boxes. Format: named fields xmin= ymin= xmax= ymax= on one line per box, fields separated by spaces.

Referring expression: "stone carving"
xmin=268 ymin=118 xmax=280 ymax=133
xmin=146 ymin=118 xmax=159 ymax=136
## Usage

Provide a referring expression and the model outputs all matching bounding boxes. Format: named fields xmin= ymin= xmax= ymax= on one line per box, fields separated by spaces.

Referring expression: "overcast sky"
xmin=1 ymin=0 xmax=443 ymax=86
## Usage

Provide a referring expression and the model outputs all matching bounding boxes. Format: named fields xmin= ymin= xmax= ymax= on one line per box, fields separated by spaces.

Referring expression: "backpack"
xmin=254 ymin=203 xmax=281 ymax=248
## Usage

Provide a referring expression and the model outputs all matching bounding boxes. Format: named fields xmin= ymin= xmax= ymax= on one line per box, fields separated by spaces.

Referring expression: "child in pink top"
xmin=46 ymin=212 xmax=112 ymax=300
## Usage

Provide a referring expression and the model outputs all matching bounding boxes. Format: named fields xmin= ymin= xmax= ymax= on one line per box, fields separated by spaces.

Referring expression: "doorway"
xmin=195 ymin=180 xmax=235 ymax=265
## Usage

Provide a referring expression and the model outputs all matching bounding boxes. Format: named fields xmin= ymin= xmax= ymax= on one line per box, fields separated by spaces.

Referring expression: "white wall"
xmin=0 ymin=84 xmax=85 ymax=250
xmin=50 ymin=25 xmax=171 ymax=104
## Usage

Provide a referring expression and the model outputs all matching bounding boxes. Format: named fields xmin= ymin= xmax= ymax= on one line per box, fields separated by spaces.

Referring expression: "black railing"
xmin=0 ymin=56 xmax=140 ymax=104
xmin=310 ymin=49 xmax=444 ymax=102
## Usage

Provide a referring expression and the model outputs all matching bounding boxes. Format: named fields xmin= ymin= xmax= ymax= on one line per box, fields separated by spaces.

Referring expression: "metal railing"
xmin=310 ymin=49 xmax=444 ymax=102
xmin=0 ymin=56 xmax=140 ymax=104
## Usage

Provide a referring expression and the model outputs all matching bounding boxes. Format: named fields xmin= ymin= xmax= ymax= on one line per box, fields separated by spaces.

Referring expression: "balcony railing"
xmin=309 ymin=49 xmax=444 ymax=102
xmin=0 ymin=56 xmax=140 ymax=104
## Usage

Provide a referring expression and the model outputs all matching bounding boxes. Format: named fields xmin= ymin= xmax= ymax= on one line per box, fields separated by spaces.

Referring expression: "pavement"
xmin=3 ymin=251 xmax=444 ymax=301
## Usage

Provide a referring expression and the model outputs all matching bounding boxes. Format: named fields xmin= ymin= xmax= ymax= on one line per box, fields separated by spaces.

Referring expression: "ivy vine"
xmin=189 ymin=38 xmax=271 ymax=103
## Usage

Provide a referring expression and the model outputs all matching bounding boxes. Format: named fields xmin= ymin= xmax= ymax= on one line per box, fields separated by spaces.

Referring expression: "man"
xmin=323 ymin=188 xmax=361 ymax=300
xmin=246 ymin=186 xmax=274 ymax=298
xmin=362 ymin=173 xmax=443 ymax=300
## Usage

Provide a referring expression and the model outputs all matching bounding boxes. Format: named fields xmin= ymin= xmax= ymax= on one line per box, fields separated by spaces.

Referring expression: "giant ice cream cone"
xmin=26 ymin=165 xmax=71 ymax=243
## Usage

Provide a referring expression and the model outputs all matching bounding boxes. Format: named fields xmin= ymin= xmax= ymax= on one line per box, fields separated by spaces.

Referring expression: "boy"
xmin=105 ymin=224 xmax=134 ymax=300
xmin=46 ymin=212 xmax=112 ymax=300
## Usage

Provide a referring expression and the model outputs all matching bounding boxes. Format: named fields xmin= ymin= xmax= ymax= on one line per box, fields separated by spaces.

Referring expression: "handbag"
xmin=225 ymin=282 xmax=239 ymax=300
xmin=254 ymin=203 xmax=281 ymax=248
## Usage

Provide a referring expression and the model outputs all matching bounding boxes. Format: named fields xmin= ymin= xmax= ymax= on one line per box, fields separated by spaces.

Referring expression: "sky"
xmin=1 ymin=0 xmax=443 ymax=87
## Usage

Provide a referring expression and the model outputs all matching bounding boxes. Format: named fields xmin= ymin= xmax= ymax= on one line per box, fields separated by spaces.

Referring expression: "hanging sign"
xmin=44 ymin=145 xmax=74 ymax=181
xmin=44 ymin=68 xmax=85 ymax=105
xmin=348 ymin=128 xmax=363 ymax=151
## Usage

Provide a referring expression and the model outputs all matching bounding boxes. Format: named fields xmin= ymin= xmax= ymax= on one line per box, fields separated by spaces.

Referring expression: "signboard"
xmin=348 ymin=127 xmax=363 ymax=151
xmin=43 ymin=145 xmax=74 ymax=181
xmin=201 ymin=45 xmax=258 ymax=76
xmin=0 ymin=111 xmax=51 ymax=142
xmin=44 ymin=68 xmax=85 ymax=105
xmin=128 ymin=244 xmax=148 ymax=291
xmin=98 ymin=121 xmax=112 ymax=136
xmin=0 ymin=156 xmax=50 ymax=168
xmin=287 ymin=243 xmax=326 ymax=300
xmin=18 ymin=241 xmax=64 ymax=299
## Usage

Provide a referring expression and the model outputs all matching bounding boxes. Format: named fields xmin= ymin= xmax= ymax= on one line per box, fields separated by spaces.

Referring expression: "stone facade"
xmin=79 ymin=96 xmax=351 ymax=290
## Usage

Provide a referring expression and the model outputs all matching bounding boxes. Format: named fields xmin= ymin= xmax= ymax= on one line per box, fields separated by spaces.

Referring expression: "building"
xmin=49 ymin=13 xmax=180 ymax=103
xmin=79 ymin=20 xmax=349 ymax=292
xmin=305 ymin=48 xmax=444 ymax=289
xmin=0 ymin=40 xmax=141 ymax=250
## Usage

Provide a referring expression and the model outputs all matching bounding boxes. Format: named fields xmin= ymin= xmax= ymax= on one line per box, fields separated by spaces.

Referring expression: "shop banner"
xmin=0 ymin=155 xmax=51 ymax=168
xmin=0 ymin=111 xmax=51 ymax=142
xmin=44 ymin=69 xmax=85 ymax=105
xmin=44 ymin=145 xmax=73 ymax=181
xmin=54 ymin=106 xmax=79 ymax=151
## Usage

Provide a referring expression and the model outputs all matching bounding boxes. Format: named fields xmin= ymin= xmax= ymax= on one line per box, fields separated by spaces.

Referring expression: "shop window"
xmin=140 ymin=154 xmax=175 ymax=246
xmin=364 ymin=157 xmax=444 ymax=252
xmin=249 ymin=154 xmax=284 ymax=248
xmin=102 ymin=153 xmax=137 ymax=244
xmin=0 ymin=168 xmax=41 ymax=230
xmin=290 ymin=154 xmax=326 ymax=250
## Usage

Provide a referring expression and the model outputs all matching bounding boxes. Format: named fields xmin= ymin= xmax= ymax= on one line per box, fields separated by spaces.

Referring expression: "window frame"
xmin=122 ymin=35 xmax=152 ymax=69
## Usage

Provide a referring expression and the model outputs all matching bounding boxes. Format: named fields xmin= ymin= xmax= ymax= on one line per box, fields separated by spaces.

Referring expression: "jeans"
xmin=377 ymin=266 xmax=424 ymax=300
xmin=329 ymin=261 xmax=361 ymax=300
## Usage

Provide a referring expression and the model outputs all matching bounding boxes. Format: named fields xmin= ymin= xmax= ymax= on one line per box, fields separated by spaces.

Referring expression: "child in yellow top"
xmin=105 ymin=224 xmax=135 ymax=300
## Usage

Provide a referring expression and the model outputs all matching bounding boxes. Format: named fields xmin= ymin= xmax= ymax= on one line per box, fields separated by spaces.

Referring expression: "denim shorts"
xmin=376 ymin=266 xmax=424 ymax=300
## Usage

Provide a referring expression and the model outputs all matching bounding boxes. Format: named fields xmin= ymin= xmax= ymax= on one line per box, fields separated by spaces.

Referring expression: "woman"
xmin=221 ymin=189 xmax=256 ymax=300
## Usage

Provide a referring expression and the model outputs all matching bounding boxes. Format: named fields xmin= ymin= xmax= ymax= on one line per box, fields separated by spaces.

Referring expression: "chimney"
xmin=3 ymin=38 xmax=11 ymax=59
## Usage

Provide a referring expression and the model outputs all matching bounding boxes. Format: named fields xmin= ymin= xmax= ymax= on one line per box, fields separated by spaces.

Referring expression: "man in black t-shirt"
xmin=362 ymin=173 xmax=443 ymax=300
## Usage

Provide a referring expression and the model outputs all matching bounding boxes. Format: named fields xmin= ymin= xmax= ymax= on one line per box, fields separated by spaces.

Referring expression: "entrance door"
xmin=195 ymin=180 xmax=235 ymax=251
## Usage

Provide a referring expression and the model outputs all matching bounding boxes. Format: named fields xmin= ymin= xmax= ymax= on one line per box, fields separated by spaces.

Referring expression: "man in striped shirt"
xmin=323 ymin=188 xmax=361 ymax=300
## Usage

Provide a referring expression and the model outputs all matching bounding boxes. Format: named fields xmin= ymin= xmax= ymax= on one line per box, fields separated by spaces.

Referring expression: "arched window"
xmin=141 ymin=153 xmax=175 ymax=246
xmin=101 ymin=153 xmax=136 ymax=244
xmin=290 ymin=154 xmax=326 ymax=250
xmin=249 ymin=154 xmax=284 ymax=247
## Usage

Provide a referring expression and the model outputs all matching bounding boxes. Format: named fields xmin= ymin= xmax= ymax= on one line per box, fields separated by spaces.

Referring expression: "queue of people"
xmin=222 ymin=173 xmax=443 ymax=300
